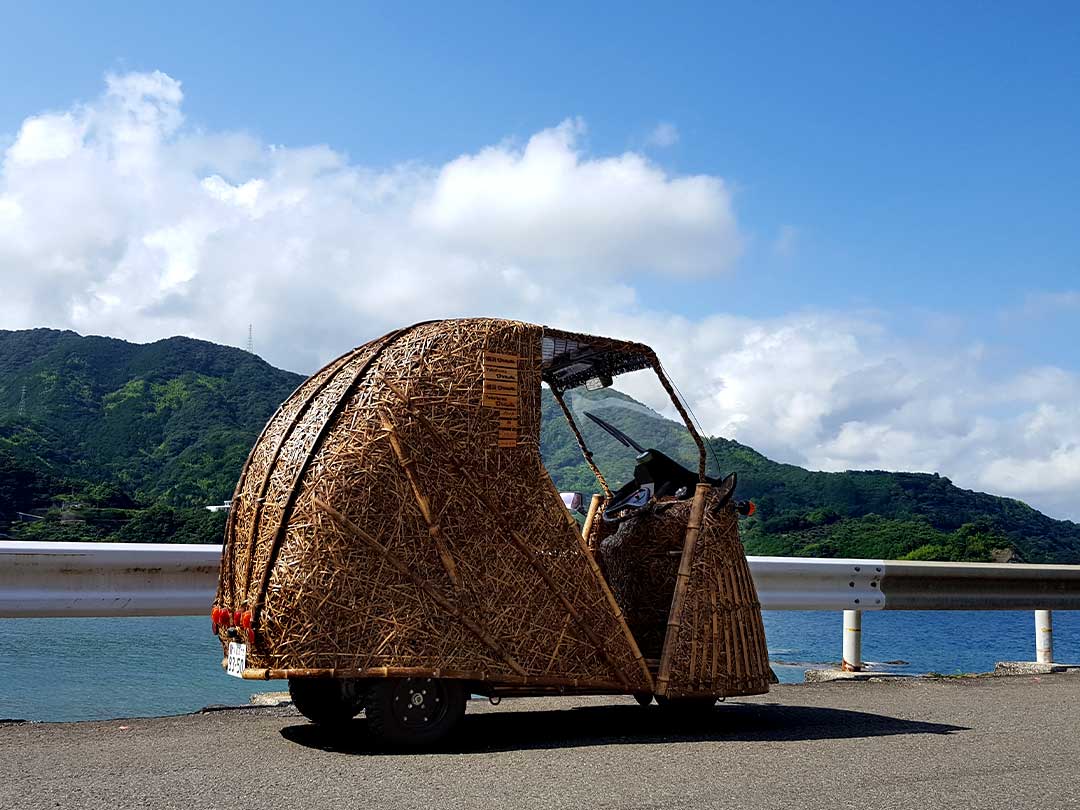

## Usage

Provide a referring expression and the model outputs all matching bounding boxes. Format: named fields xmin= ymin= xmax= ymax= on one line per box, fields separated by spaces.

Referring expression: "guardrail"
xmin=0 ymin=541 xmax=219 ymax=618
xmin=3 ymin=541 xmax=1079 ymax=669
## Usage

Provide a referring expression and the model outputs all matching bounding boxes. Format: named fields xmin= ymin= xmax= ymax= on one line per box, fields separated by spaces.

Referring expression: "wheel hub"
xmin=391 ymin=678 xmax=447 ymax=728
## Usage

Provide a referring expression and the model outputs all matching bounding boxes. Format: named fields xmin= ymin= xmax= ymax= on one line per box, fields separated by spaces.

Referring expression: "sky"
xmin=0 ymin=2 xmax=1078 ymax=519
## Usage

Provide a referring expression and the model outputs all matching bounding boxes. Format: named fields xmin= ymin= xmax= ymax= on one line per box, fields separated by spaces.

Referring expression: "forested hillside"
xmin=541 ymin=388 xmax=1080 ymax=564
xmin=2 ymin=328 xmax=1077 ymax=562
xmin=0 ymin=328 xmax=302 ymax=543
xmin=0 ymin=328 xmax=303 ymax=505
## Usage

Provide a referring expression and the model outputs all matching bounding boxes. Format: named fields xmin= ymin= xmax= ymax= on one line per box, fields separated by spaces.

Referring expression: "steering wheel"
xmin=601 ymin=448 xmax=704 ymax=522
xmin=583 ymin=411 xmax=737 ymax=524
xmin=601 ymin=482 xmax=655 ymax=523
xmin=601 ymin=466 xmax=739 ymax=524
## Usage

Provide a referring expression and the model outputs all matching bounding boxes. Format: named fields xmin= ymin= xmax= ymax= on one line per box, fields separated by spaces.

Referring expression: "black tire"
xmin=288 ymin=677 xmax=365 ymax=726
xmin=633 ymin=692 xmax=654 ymax=706
xmin=364 ymin=677 xmax=466 ymax=749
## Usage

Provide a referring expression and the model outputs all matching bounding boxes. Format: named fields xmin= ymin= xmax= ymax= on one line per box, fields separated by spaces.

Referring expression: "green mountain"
xmin=0 ymin=329 xmax=302 ymax=543
xmin=0 ymin=328 xmax=303 ymax=507
xmin=1 ymin=328 xmax=1077 ymax=563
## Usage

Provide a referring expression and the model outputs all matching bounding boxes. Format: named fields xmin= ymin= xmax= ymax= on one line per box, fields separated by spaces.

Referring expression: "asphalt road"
xmin=2 ymin=674 xmax=1079 ymax=810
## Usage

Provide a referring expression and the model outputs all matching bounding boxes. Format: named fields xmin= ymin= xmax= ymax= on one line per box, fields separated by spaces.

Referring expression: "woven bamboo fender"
xmin=593 ymin=487 xmax=772 ymax=698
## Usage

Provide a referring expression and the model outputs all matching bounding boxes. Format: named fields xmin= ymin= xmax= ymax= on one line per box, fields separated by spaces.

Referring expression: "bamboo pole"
xmin=709 ymin=581 xmax=719 ymax=687
xmin=379 ymin=409 xmax=461 ymax=588
xmin=551 ymin=386 xmax=612 ymax=497
xmin=655 ymin=483 xmax=710 ymax=696
xmin=650 ymin=359 xmax=708 ymax=483
xmin=581 ymin=493 xmax=602 ymax=553
xmin=241 ymin=664 xmax=628 ymax=691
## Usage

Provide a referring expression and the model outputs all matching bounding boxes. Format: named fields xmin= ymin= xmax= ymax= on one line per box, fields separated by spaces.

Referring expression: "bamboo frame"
xmin=241 ymin=666 xmax=628 ymax=691
xmin=551 ymin=386 xmax=613 ymax=497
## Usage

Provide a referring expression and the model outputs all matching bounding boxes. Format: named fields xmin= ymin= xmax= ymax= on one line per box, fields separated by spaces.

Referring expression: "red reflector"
xmin=211 ymin=607 xmax=221 ymax=623
xmin=241 ymin=611 xmax=252 ymax=629
xmin=247 ymin=628 xmax=255 ymax=644
xmin=219 ymin=610 xmax=231 ymax=626
xmin=233 ymin=610 xmax=242 ymax=625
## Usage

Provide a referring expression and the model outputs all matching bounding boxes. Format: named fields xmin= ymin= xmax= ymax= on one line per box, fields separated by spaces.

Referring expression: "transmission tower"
xmin=246 ymin=324 xmax=254 ymax=355
xmin=18 ymin=385 xmax=26 ymax=417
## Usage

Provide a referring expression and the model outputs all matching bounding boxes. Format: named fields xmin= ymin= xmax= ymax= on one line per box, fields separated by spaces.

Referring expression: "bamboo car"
xmin=213 ymin=318 xmax=770 ymax=747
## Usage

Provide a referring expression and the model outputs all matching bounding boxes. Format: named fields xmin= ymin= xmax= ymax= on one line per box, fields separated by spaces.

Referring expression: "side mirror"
xmin=560 ymin=492 xmax=589 ymax=516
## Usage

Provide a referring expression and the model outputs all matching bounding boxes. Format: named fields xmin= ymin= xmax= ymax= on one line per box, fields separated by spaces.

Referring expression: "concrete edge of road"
xmin=805 ymin=660 xmax=1080 ymax=682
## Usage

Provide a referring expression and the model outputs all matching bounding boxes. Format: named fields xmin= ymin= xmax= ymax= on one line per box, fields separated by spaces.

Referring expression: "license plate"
xmin=227 ymin=642 xmax=246 ymax=678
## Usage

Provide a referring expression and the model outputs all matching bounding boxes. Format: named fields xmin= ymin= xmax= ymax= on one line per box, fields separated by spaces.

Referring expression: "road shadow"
xmin=279 ymin=701 xmax=968 ymax=755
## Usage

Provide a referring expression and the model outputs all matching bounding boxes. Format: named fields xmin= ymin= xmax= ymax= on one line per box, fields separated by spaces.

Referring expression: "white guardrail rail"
xmin=2 ymin=541 xmax=1079 ymax=669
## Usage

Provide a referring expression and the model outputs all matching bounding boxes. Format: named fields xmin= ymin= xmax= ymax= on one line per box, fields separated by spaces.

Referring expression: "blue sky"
xmin=0 ymin=3 xmax=1078 ymax=516
xmin=2 ymin=3 xmax=1078 ymax=366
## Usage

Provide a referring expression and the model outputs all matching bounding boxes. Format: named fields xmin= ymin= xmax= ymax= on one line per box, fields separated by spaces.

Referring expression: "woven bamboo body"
xmin=595 ymin=493 xmax=771 ymax=697
xmin=217 ymin=319 xmax=650 ymax=691
xmin=214 ymin=317 xmax=769 ymax=698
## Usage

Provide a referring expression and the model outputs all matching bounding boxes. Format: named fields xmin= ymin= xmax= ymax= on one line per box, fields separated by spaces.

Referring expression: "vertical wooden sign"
xmin=482 ymin=352 xmax=520 ymax=448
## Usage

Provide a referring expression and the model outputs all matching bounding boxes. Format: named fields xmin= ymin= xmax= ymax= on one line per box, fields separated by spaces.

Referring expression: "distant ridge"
xmin=1 ymin=328 xmax=1077 ymax=562
xmin=0 ymin=328 xmax=303 ymax=507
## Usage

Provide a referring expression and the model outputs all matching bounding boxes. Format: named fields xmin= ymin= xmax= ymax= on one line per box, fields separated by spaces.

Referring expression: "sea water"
xmin=763 ymin=610 xmax=1080 ymax=682
xmin=1 ymin=611 xmax=1078 ymax=722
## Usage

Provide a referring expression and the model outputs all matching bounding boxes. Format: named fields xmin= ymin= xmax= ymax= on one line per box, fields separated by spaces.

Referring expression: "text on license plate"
xmin=227 ymin=642 xmax=246 ymax=678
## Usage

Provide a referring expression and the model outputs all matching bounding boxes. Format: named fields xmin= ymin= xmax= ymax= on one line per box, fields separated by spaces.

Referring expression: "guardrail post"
xmin=1035 ymin=609 xmax=1053 ymax=664
xmin=841 ymin=609 xmax=863 ymax=671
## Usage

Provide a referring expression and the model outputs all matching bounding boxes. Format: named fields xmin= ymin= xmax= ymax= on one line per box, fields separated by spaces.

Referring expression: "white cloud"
xmin=417 ymin=119 xmax=735 ymax=275
xmin=581 ymin=310 xmax=1080 ymax=521
xmin=2 ymin=71 xmax=1079 ymax=522
xmin=6 ymin=113 xmax=84 ymax=166
xmin=0 ymin=75 xmax=740 ymax=370
xmin=646 ymin=121 xmax=679 ymax=148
